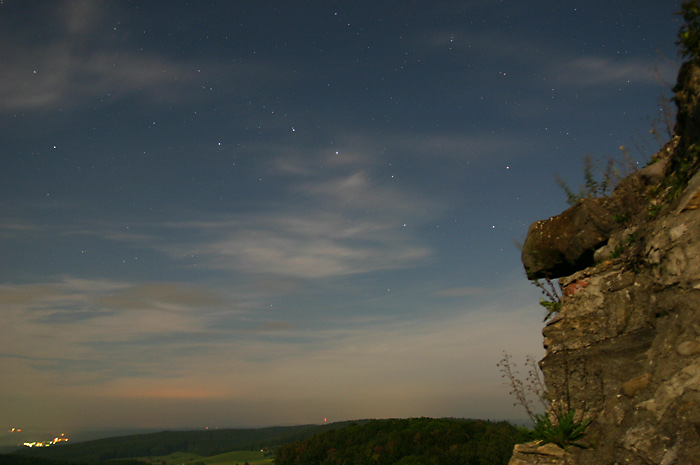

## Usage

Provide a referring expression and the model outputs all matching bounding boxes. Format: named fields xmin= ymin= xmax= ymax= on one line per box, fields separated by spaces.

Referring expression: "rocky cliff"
xmin=510 ymin=60 xmax=700 ymax=465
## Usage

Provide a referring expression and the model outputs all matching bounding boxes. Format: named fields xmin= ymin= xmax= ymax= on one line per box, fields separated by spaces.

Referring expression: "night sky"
xmin=0 ymin=1 xmax=681 ymax=432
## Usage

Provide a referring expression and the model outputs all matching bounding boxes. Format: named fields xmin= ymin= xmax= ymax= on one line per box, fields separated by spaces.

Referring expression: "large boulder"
xmin=521 ymin=198 xmax=616 ymax=280
xmin=521 ymin=158 xmax=668 ymax=280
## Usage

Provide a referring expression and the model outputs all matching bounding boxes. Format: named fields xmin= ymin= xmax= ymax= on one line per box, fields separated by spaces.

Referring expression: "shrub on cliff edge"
xmin=678 ymin=0 xmax=700 ymax=60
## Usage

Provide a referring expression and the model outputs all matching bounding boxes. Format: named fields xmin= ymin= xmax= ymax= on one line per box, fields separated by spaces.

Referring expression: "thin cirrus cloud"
xmin=99 ymin=282 xmax=223 ymax=311
xmin=424 ymin=28 xmax=675 ymax=89
xmin=160 ymin=162 xmax=437 ymax=279
xmin=124 ymin=148 xmax=440 ymax=280
xmin=0 ymin=278 xmax=220 ymax=336
xmin=1 ymin=133 xmax=439 ymax=284
xmin=299 ymin=170 xmax=428 ymax=213
xmin=0 ymin=43 xmax=275 ymax=112
xmin=550 ymin=56 xmax=675 ymax=87
xmin=2 ymin=275 xmax=291 ymax=390
xmin=165 ymin=211 xmax=432 ymax=280
xmin=432 ymin=286 xmax=487 ymax=298
xmin=60 ymin=0 xmax=105 ymax=36
xmin=0 ymin=1 xmax=285 ymax=113
xmin=0 ymin=278 xmax=227 ymax=384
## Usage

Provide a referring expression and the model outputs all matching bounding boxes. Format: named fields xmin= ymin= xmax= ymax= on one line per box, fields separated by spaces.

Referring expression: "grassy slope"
xmin=203 ymin=450 xmax=273 ymax=465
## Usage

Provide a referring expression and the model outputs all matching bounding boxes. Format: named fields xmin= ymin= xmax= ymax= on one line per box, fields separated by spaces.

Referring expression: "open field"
xmin=204 ymin=450 xmax=273 ymax=465
xmin=139 ymin=450 xmax=273 ymax=465
xmin=138 ymin=451 xmax=204 ymax=465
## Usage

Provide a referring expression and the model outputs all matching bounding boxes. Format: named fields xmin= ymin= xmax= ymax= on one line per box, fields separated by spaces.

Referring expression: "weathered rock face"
xmin=512 ymin=61 xmax=700 ymax=465
xmin=521 ymin=153 xmax=670 ymax=281
xmin=521 ymin=198 xmax=616 ymax=280
xmin=509 ymin=442 xmax=573 ymax=465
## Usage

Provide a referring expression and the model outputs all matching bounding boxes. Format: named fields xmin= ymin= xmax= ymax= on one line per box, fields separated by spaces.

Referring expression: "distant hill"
xmin=275 ymin=418 xmax=526 ymax=465
xmin=8 ymin=418 xmax=525 ymax=465
xmin=10 ymin=423 xmax=355 ymax=464
xmin=0 ymin=455 xmax=147 ymax=465
xmin=0 ymin=455 xmax=80 ymax=465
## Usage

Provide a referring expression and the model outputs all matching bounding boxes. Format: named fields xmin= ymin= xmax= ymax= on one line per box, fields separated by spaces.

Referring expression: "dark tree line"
xmin=274 ymin=418 xmax=526 ymax=465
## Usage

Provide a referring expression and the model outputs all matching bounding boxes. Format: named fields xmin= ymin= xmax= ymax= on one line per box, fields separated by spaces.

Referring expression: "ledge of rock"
xmin=508 ymin=442 xmax=570 ymax=465
xmin=521 ymin=158 xmax=667 ymax=280
xmin=521 ymin=198 xmax=614 ymax=280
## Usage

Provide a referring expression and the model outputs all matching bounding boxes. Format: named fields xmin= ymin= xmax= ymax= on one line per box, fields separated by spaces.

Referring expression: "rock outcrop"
xmin=512 ymin=61 xmax=700 ymax=465
xmin=521 ymin=158 xmax=666 ymax=280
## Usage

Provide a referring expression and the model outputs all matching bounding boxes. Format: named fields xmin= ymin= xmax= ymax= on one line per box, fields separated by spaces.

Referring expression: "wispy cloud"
xmin=422 ymin=28 xmax=676 ymax=89
xmin=433 ymin=286 xmax=487 ymax=298
xmin=0 ymin=43 xmax=273 ymax=112
xmin=0 ymin=278 xmax=221 ymax=343
xmin=0 ymin=220 xmax=42 ymax=233
xmin=0 ymin=277 xmax=232 ymax=386
xmin=60 ymin=0 xmax=105 ymax=36
xmin=162 ymin=146 xmax=438 ymax=279
xmin=100 ymin=283 xmax=222 ymax=311
xmin=162 ymin=210 xmax=431 ymax=280
xmin=549 ymin=56 xmax=674 ymax=87
xmin=55 ymin=140 xmax=440 ymax=280
xmin=0 ymin=123 xmax=450 ymax=283
xmin=0 ymin=1 xmax=283 ymax=113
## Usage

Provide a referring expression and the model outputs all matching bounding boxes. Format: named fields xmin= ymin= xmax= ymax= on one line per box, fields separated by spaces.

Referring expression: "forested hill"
xmin=12 ymin=423 xmax=349 ymax=463
xmin=274 ymin=418 xmax=526 ymax=465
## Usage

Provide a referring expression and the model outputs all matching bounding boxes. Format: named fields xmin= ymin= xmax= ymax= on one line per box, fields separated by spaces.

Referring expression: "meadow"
xmin=139 ymin=450 xmax=273 ymax=465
